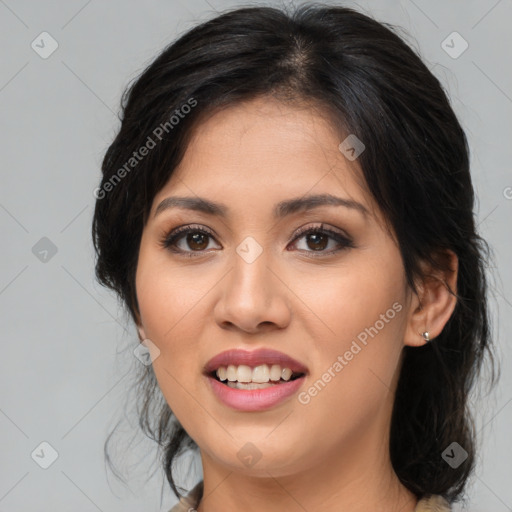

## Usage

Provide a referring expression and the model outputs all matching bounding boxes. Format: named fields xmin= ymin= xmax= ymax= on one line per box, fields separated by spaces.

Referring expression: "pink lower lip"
xmin=206 ymin=374 xmax=305 ymax=412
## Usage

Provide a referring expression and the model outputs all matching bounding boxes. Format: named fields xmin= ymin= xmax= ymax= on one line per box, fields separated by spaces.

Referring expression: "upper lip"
xmin=204 ymin=348 xmax=309 ymax=375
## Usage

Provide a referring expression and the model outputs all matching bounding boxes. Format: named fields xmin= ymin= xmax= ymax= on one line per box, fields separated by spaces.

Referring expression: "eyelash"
xmin=160 ymin=223 xmax=354 ymax=259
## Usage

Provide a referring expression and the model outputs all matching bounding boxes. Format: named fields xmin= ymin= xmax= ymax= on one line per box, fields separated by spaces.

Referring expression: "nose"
xmin=213 ymin=247 xmax=291 ymax=334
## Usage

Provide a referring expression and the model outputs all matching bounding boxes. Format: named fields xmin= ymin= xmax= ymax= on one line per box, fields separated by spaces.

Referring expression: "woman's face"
xmin=135 ymin=96 xmax=418 ymax=478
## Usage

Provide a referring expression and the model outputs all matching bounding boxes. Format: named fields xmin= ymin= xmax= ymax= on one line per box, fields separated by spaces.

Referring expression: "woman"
xmin=92 ymin=4 xmax=497 ymax=511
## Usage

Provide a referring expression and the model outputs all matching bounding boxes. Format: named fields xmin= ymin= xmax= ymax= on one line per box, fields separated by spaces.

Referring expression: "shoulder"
xmin=415 ymin=494 xmax=452 ymax=512
xmin=167 ymin=481 xmax=203 ymax=512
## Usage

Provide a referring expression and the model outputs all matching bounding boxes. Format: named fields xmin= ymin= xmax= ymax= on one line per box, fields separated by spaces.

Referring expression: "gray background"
xmin=1 ymin=0 xmax=510 ymax=510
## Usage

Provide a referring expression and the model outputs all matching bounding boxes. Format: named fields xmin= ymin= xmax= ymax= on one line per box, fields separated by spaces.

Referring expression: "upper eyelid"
xmin=165 ymin=223 xmax=348 ymax=240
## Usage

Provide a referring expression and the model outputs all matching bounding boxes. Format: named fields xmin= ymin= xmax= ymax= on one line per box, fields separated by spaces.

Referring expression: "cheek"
xmin=135 ymin=246 xmax=212 ymax=347
xmin=135 ymin=257 xmax=210 ymax=431
xmin=294 ymin=254 xmax=407 ymax=405
xmin=293 ymin=293 xmax=406 ymax=460
xmin=293 ymin=254 xmax=406 ymax=346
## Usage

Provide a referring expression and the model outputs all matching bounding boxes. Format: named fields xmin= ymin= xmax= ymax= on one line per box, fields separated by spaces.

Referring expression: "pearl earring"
xmin=421 ymin=331 xmax=430 ymax=342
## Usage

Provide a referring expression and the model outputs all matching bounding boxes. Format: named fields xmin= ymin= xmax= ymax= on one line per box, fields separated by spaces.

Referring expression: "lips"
xmin=204 ymin=348 xmax=309 ymax=375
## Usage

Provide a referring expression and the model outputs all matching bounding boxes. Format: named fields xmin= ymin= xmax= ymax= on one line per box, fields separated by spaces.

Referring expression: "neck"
xmin=196 ymin=399 xmax=418 ymax=512
xmin=197 ymin=460 xmax=417 ymax=512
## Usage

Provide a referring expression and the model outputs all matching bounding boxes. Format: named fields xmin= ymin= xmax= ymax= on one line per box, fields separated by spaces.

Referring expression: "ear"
xmin=133 ymin=309 xmax=147 ymax=342
xmin=403 ymin=249 xmax=458 ymax=347
xmin=130 ymin=295 xmax=147 ymax=342
xmin=136 ymin=324 xmax=147 ymax=342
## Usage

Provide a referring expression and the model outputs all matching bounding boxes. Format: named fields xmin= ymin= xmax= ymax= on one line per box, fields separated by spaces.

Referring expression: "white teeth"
xmin=226 ymin=381 xmax=274 ymax=390
xmin=215 ymin=364 xmax=298 ymax=383
xmin=281 ymin=367 xmax=293 ymax=381
xmin=217 ymin=366 xmax=227 ymax=381
xmin=236 ymin=365 xmax=253 ymax=383
xmin=269 ymin=364 xmax=282 ymax=381
xmin=252 ymin=364 xmax=270 ymax=383
xmin=226 ymin=364 xmax=237 ymax=381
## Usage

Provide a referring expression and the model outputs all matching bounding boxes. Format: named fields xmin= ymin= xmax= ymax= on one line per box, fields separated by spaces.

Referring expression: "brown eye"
xmin=186 ymin=232 xmax=210 ymax=250
xmin=160 ymin=223 xmax=354 ymax=259
xmin=161 ymin=225 xmax=220 ymax=256
xmin=290 ymin=224 xmax=354 ymax=257
xmin=304 ymin=232 xmax=329 ymax=251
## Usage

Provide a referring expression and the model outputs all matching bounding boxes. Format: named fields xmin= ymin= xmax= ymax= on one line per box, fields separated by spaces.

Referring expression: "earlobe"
xmin=404 ymin=250 xmax=458 ymax=347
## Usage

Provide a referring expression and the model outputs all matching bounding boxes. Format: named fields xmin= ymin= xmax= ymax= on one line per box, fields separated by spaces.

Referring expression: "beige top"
xmin=167 ymin=481 xmax=452 ymax=511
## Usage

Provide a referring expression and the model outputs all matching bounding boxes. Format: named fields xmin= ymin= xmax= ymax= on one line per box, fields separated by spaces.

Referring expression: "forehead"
xmin=177 ymin=97 xmax=344 ymax=175
xmin=152 ymin=96 xmax=378 ymax=221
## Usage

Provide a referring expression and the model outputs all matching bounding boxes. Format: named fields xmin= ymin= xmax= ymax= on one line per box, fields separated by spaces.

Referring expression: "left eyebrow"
xmin=154 ymin=193 xmax=369 ymax=219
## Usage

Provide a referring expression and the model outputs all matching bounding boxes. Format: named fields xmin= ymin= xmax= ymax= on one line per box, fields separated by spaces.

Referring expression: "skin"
xmin=135 ymin=96 xmax=458 ymax=512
